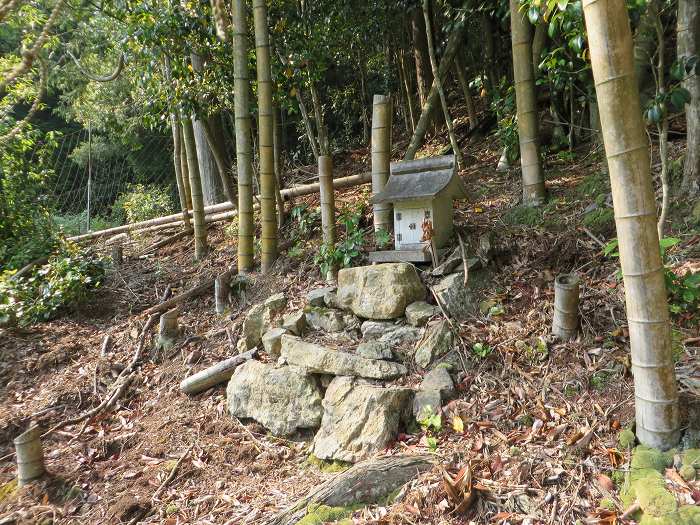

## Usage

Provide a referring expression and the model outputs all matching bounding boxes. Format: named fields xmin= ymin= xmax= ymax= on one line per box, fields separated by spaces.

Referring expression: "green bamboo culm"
xmin=509 ymin=0 xmax=546 ymax=206
xmin=232 ymin=0 xmax=255 ymax=272
xmin=181 ymin=117 xmax=208 ymax=260
xmin=253 ymin=0 xmax=277 ymax=273
xmin=583 ymin=0 xmax=680 ymax=450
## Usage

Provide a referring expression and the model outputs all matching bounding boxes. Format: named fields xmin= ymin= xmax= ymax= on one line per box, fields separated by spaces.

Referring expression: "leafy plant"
xmin=417 ymin=405 xmax=442 ymax=433
xmin=313 ymin=205 xmax=365 ymax=276
xmin=471 ymin=342 xmax=493 ymax=359
xmin=374 ymin=228 xmax=391 ymax=249
xmin=290 ymin=204 xmax=321 ymax=238
xmin=0 ymin=242 xmax=106 ymax=326
xmin=603 ymin=237 xmax=699 ymax=319
xmin=490 ymin=81 xmax=519 ymax=162
xmin=113 ymin=184 xmax=175 ymax=224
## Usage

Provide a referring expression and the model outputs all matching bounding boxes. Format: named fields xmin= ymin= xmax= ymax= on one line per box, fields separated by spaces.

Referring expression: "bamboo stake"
xmin=371 ymin=95 xmax=393 ymax=233
xmin=319 ymin=155 xmax=336 ymax=281
xmin=583 ymin=0 xmax=679 ymax=450
xmin=509 ymin=0 xmax=546 ymax=206
xmin=14 ymin=425 xmax=45 ymax=487
xmin=253 ymin=0 xmax=278 ymax=273
xmin=181 ymin=118 xmax=209 ymax=259
xmin=232 ymin=0 xmax=255 ymax=272
xmin=552 ymin=274 xmax=580 ymax=340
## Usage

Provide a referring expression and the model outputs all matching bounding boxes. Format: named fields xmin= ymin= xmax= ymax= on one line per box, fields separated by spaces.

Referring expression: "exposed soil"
xmin=1 ymin=125 xmax=699 ymax=524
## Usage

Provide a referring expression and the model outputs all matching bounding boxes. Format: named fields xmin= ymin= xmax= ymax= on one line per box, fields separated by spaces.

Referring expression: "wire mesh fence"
xmin=46 ymin=129 xmax=176 ymax=235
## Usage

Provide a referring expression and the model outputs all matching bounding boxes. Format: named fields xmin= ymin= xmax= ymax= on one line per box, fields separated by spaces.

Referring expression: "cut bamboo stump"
xmin=215 ymin=274 xmax=231 ymax=314
xmin=110 ymin=244 xmax=123 ymax=266
xmin=552 ymin=273 xmax=580 ymax=340
xmin=157 ymin=308 xmax=179 ymax=350
xmin=14 ymin=425 xmax=45 ymax=487
xmin=180 ymin=350 xmax=256 ymax=395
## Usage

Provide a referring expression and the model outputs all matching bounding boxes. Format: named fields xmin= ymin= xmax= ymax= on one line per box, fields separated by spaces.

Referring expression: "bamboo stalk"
xmin=14 ymin=425 xmax=45 ymax=487
xmin=371 ymin=94 xmax=393 ymax=232
xmin=510 ymin=0 xmax=546 ymax=206
xmin=179 ymin=131 xmax=193 ymax=210
xmin=552 ymin=274 xmax=580 ymax=340
xmin=180 ymin=350 xmax=256 ymax=395
xmin=253 ymin=0 xmax=278 ymax=273
xmin=583 ymin=0 xmax=679 ymax=450
xmin=232 ymin=0 xmax=255 ymax=272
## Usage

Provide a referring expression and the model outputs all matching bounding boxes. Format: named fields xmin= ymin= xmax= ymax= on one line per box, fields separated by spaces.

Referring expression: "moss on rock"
xmin=305 ymin=454 xmax=350 ymax=474
xmin=619 ymin=429 xmax=636 ymax=449
xmin=296 ymin=504 xmax=354 ymax=525
xmin=679 ymin=464 xmax=696 ymax=481
xmin=682 ymin=449 xmax=700 ymax=469
xmin=0 ymin=479 xmax=18 ymax=501
xmin=635 ymin=475 xmax=677 ymax=517
xmin=599 ymin=498 xmax=616 ymax=511
xmin=631 ymin=445 xmax=673 ymax=475
xmin=638 ymin=505 xmax=700 ymax=525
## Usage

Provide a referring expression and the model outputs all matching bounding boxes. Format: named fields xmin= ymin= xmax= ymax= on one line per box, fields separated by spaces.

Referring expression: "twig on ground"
xmin=152 ymin=444 xmax=195 ymax=501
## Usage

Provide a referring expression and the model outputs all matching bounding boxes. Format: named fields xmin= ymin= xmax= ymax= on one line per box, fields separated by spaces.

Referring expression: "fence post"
xmin=86 ymin=120 xmax=92 ymax=232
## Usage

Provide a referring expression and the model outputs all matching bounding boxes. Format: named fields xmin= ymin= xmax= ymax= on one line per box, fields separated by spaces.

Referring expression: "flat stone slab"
xmin=262 ymin=327 xmax=288 ymax=359
xmin=281 ymin=335 xmax=407 ymax=379
xmin=307 ymin=287 xmax=336 ymax=307
xmin=357 ymin=341 xmax=394 ymax=361
xmin=405 ymin=301 xmax=438 ymax=327
xmin=414 ymin=320 xmax=454 ymax=369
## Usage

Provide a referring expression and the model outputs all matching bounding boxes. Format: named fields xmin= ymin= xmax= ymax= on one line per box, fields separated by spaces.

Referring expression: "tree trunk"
xmin=404 ymin=23 xmax=466 ymax=161
xmin=202 ymin=116 xmax=237 ymax=204
xmin=455 ymin=55 xmax=477 ymax=130
xmin=296 ymin=87 xmax=320 ymax=161
xmin=253 ymin=0 xmax=278 ymax=273
xmin=480 ymin=12 xmax=499 ymax=95
xmin=633 ymin=1 xmax=658 ymax=99
xmin=358 ymin=54 xmax=370 ymax=144
xmin=232 ymin=0 xmax=255 ymax=272
xmin=371 ymin=94 xmax=393 ymax=232
xmin=267 ymin=455 xmax=434 ymax=525
xmin=170 ymin=114 xmax=192 ymax=233
xmin=678 ymin=0 xmax=699 ymax=194
xmin=510 ymin=0 xmax=546 ymax=206
xmin=191 ymin=54 xmax=227 ymax=206
xmin=411 ymin=7 xmax=433 ymax=107
xmin=181 ymin=118 xmax=209 ymax=259
xmin=584 ymin=0 xmax=680 ymax=450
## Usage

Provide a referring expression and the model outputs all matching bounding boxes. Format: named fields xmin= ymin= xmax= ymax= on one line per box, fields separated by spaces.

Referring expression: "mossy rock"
xmin=621 ymin=468 xmax=664 ymax=509
xmin=679 ymin=464 xmax=696 ymax=481
xmin=682 ymin=449 xmax=700 ymax=469
xmin=635 ymin=474 xmax=677 ymax=517
xmin=295 ymin=504 xmax=354 ymax=525
xmin=639 ymin=505 xmax=700 ymax=525
xmin=631 ymin=445 xmax=674 ymax=477
xmin=305 ymin=455 xmax=351 ymax=474
xmin=618 ymin=428 xmax=636 ymax=449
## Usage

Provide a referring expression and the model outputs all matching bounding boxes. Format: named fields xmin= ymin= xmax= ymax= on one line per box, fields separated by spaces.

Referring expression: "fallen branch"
xmin=152 ymin=444 xmax=194 ymax=501
xmin=267 ymin=455 xmax=435 ymax=525
xmin=180 ymin=350 xmax=256 ymax=395
xmin=11 ymin=255 xmax=49 ymax=281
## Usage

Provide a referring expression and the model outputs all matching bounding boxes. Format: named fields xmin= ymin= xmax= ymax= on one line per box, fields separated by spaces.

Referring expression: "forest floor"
xmin=1 ymin=119 xmax=700 ymax=524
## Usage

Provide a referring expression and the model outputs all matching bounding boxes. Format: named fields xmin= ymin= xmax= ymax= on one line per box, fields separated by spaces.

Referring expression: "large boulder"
xmin=337 ymin=263 xmax=426 ymax=319
xmin=414 ymin=320 xmax=454 ymax=369
xmin=226 ymin=360 xmax=323 ymax=436
xmin=280 ymin=335 xmax=407 ymax=379
xmin=312 ymin=376 xmax=413 ymax=463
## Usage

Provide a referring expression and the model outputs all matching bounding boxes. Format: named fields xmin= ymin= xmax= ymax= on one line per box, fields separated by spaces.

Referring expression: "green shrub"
xmin=504 ymin=205 xmax=542 ymax=226
xmin=0 ymin=128 xmax=61 ymax=270
xmin=113 ymin=184 xmax=175 ymax=224
xmin=53 ymin=212 xmax=119 ymax=236
xmin=0 ymin=241 xmax=106 ymax=326
xmin=582 ymin=207 xmax=614 ymax=234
